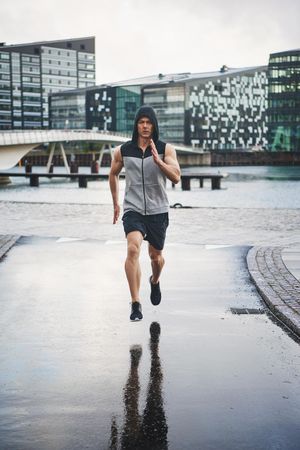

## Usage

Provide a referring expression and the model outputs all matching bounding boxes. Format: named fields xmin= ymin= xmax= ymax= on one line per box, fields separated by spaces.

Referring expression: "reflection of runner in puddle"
xmin=109 ymin=322 xmax=168 ymax=450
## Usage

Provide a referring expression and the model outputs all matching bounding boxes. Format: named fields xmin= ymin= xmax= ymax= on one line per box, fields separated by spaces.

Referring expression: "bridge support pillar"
xmin=98 ymin=145 xmax=114 ymax=167
xmin=59 ymin=143 xmax=70 ymax=174
xmin=46 ymin=143 xmax=55 ymax=173
xmin=46 ymin=142 xmax=70 ymax=174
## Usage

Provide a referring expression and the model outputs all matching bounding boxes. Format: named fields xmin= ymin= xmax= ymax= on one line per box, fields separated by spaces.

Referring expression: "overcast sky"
xmin=1 ymin=0 xmax=299 ymax=84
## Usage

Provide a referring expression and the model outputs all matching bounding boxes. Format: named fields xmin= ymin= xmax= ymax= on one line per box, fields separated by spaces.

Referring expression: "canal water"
xmin=0 ymin=165 xmax=300 ymax=209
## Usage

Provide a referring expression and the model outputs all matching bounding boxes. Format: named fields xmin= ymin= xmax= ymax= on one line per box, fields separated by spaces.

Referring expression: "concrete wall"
xmin=211 ymin=151 xmax=300 ymax=166
xmin=177 ymin=152 xmax=211 ymax=167
xmin=20 ymin=150 xmax=300 ymax=168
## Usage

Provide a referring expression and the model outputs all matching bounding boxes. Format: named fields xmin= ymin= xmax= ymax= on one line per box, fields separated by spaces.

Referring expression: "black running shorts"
xmin=122 ymin=211 xmax=169 ymax=250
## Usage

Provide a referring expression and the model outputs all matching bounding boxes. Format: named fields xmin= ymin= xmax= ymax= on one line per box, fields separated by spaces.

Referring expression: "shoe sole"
xmin=150 ymin=298 xmax=161 ymax=306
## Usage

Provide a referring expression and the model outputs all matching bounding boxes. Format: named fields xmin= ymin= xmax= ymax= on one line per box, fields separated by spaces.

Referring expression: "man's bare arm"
xmin=109 ymin=146 xmax=123 ymax=224
xmin=150 ymin=140 xmax=181 ymax=184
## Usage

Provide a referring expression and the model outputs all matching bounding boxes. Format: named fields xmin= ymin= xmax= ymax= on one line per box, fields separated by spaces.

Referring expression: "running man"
xmin=109 ymin=105 xmax=181 ymax=321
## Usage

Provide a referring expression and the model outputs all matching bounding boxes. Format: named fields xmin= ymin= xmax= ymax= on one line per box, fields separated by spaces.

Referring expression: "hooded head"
xmin=132 ymin=105 xmax=159 ymax=144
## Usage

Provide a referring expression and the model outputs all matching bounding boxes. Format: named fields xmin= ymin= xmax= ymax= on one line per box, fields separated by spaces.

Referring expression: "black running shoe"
xmin=150 ymin=276 xmax=162 ymax=305
xmin=130 ymin=302 xmax=143 ymax=321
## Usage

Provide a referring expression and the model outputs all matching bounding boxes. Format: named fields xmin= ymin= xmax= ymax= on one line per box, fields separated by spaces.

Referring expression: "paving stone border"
xmin=0 ymin=235 xmax=20 ymax=260
xmin=247 ymin=246 xmax=300 ymax=337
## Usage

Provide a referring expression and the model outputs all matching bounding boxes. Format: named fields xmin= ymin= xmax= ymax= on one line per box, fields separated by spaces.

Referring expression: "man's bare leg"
xmin=148 ymin=244 xmax=165 ymax=284
xmin=125 ymin=231 xmax=143 ymax=302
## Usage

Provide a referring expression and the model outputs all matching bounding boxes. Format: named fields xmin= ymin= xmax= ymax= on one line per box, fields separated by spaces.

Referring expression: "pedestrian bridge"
xmin=0 ymin=129 xmax=203 ymax=170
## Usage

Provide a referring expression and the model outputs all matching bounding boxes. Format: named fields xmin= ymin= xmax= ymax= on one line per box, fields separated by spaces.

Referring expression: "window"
xmin=214 ymin=85 xmax=223 ymax=92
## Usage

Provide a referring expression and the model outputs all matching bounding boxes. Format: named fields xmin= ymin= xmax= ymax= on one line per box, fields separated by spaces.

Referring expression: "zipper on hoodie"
xmin=141 ymin=153 xmax=146 ymax=215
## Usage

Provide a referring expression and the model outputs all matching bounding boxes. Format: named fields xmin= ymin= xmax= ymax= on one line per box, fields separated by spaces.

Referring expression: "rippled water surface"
xmin=0 ymin=165 xmax=300 ymax=209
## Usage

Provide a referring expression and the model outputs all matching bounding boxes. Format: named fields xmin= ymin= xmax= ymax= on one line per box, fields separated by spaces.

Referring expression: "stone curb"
xmin=247 ymin=246 xmax=300 ymax=337
xmin=0 ymin=235 xmax=21 ymax=260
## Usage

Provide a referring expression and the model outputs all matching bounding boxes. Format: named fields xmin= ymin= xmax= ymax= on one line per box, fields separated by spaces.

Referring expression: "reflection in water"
xmin=109 ymin=322 xmax=168 ymax=450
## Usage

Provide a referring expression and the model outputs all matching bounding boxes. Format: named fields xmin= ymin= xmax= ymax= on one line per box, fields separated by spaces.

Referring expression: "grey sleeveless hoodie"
xmin=121 ymin=106 xmax=169 ymax=216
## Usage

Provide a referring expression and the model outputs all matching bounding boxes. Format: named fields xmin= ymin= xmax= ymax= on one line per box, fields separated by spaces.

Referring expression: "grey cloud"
xmin=0 ymin=0 xmax=299 ymax=83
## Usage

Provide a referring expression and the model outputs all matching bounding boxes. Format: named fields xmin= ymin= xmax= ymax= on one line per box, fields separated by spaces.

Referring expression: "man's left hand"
xmin=150 ymin=139 xmax=162 ymax=166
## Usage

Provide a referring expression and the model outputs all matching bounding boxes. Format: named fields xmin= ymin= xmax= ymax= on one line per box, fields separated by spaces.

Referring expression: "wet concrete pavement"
xmin=1 ymin=236 xmax=300 ymax=449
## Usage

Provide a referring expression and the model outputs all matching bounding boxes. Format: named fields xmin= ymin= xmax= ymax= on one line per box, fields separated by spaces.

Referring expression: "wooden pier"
xmin=180 ymin=172 xmax=226 ymax=190
xmin=0 ymin=170 xmax=226 ymax=190
xmin=0 ymin=172 xmax=120 ymax=188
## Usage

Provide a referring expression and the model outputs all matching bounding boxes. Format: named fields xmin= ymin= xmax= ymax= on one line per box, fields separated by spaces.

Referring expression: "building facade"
xmin=0 ymin=37 xmax=95 ymax=130
xmin=50 ymin=83 xmax=142 ymax=133
xmin=49 ymin=91 xmax=86 ymax=129
xmin=143 ymin=83 xmax=186 ymax=143
xmin=185 ymin=67 xmax=268 ymax=149
xmin=49 ymin=68 xmax=269 ymax=149
xmin=48 ymin=50 xmax=298 ymax=151
xmin=268 ymin=49 xmax=300 ymax=152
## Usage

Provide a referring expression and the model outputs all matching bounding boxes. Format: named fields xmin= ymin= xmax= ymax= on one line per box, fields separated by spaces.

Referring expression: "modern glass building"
xmin=49 ymin=68 xmax=268 ymax=149
xmin=0 ymin=37 xmax=95 ymax=130
xmin=185 ymin=66 xmax=268 ymax=149
xmin=50 ymin=82 xmax=142 ymax=133
xmin=143 ymin=82 xmax=186 ymax=142
xmin=0 ymin=51 xmax=12 ymax=129
xmin=49 ymin=51 xmax=299 ymax=152
xmin=115 ymin=85 xmax=141 ymax=133
xmin=268 ymin=49 xmax=300 ymax=151
xmin=49 ymin=91 xmax=86 ymax=129
xmin=86 ymin=86 xmax=116 ymax=131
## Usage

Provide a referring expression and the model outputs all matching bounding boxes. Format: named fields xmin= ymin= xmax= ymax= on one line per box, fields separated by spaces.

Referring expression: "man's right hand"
xmin=113 ymin=204 xmax=120 ymax=224
xmin=109 ymin=146 xmax=123 ymax=225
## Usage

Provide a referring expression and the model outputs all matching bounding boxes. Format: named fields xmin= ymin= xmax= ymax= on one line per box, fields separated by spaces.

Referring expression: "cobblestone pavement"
xmin=248 ymin=246 xmax=300 ymax=337
xmin=0 ymin=234 xmax=20 ymax=260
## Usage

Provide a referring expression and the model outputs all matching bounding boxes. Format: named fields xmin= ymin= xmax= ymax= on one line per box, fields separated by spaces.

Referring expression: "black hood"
xmin=132 ymin=105 xmax=159 ymax=143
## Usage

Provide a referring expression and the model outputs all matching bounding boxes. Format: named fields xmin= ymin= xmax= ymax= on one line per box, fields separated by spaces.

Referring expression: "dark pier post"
xmin=91 ymin=160 xmax=99 ymax=174
xmin=78 ymin=176 xmax=88 ymax=188
xmin=70 ymin=162 xmax=78 ymax=174
xmin=181 ymin=177 xmax=191 ymax=191
xmin=25 ymin=162 xmax=32 ymax=178
xmin=211 ymin=177 xmax=221 ymax=190
xmin=199 ymin=178 xmax=204 ymax=188
xmin=30 ymin=175 xmax=39 ymax=187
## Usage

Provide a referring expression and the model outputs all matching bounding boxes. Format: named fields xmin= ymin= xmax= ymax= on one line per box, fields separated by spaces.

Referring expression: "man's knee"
xmin=149 ymin=250 xmax=164 ymax=264
xmin=127 ymin=241 xmax=141 ymax=260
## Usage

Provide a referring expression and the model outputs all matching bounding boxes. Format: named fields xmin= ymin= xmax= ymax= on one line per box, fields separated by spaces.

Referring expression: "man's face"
xmin=137 ymin=117 xmax=153 ymax=139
